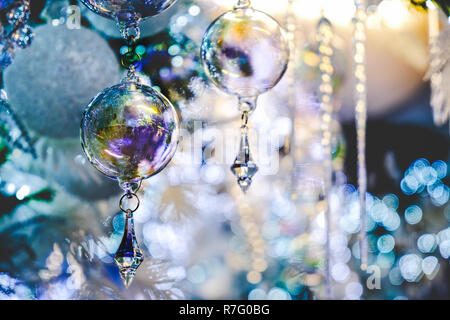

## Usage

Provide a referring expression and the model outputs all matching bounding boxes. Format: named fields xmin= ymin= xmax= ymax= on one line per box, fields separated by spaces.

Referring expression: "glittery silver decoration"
xmin=353 ymin=0 xmax=368 ymax=270
xmin=317 ymin=14 xmax=334 ymax=299
xmin=426 ymin=4 xmax=450 ymax=128
xmin=4 ymin=24 xmax=121 ymax=138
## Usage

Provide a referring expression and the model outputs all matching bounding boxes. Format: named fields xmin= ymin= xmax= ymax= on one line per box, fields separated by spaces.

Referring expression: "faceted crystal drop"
xmin=114 ymin=210 xmax=144 ymax=288
xmin=230 ymin=129 xmax=258 ymax=193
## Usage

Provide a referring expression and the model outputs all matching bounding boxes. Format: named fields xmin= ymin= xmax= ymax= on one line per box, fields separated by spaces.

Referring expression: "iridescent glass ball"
xmin=81 ymin=79 xmax=179 ymax=189
xmin=79 ymin=0 xmax=177 ymax=21
xmin=201 ymin=7 xmax=289 ymax=98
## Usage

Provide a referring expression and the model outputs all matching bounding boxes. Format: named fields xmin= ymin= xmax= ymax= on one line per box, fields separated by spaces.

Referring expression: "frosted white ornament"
xmin=4 ymin=24 xmax=121 ymax=138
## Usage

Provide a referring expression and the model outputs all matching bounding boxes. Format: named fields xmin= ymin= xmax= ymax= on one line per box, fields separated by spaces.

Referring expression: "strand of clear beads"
xmin=238 ymin=203 xmax=267 ymax=284
xmin=285 ymin=0 xmax=298 ymax=198
xmin=426 ymin=0 xmax=450 ymax=131
xmin=353 ymin=0 xmax=368 ymax=270
xmin=317 ymin=14 xmax=334 ymax=299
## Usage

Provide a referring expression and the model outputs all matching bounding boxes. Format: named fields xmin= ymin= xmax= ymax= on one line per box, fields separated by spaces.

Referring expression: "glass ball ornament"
xmin=79 ymin=0 xmax=178 ymax=22
xmin=81 ymin=78 xmax=180 ymax=191
xmin=81 ymin=0 xmax=182 ymax=39
xmin=201 ymin=6 xmax=289 ymax=98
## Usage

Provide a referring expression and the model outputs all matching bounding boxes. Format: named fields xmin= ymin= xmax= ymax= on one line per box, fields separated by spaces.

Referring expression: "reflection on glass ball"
xmin=81 ymin=79 xmax=179 ymax=189
xmin=201 ymin=7 xmax=289 ymax=98
xmin=79 ymin=0 xmax=177 ymax=21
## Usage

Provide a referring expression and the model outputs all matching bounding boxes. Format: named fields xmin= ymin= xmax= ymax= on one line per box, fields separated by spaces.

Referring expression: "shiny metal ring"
xmin=119 ymin=192 xmax=140 ymax=213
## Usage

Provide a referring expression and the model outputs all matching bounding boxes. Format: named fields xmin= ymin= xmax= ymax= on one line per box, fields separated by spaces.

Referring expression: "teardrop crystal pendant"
xmin=230 ymin=112 xmax=258 ymax=192
xmin=114 ymin=209 xmax=144 ymax=288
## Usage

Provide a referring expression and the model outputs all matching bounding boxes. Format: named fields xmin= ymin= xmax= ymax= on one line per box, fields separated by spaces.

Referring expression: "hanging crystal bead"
xmin=230 ymin=112 xmax=258 ymax=193
xmin=353 ymin=0 xmax=368 ymax=270
xmin=119 ymin=25 xmax=142 ymax=84
xmin=114 ymin=209 xmax=144 ymax=288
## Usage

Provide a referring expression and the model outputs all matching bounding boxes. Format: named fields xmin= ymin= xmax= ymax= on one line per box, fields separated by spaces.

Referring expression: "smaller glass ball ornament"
xmin=79 ymin=0 xmax=178 ymax=22
xmin=81 ymin=0 xmax=182 ymax=39
xmin=81 ymin=77 xmax=180 ymax=192
xmin=201 ymin=5 xmax=289 ymax=99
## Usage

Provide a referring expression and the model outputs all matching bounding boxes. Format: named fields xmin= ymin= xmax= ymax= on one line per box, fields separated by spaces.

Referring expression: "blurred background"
xmin=0 ymin=0 xmax=448 ymax=300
